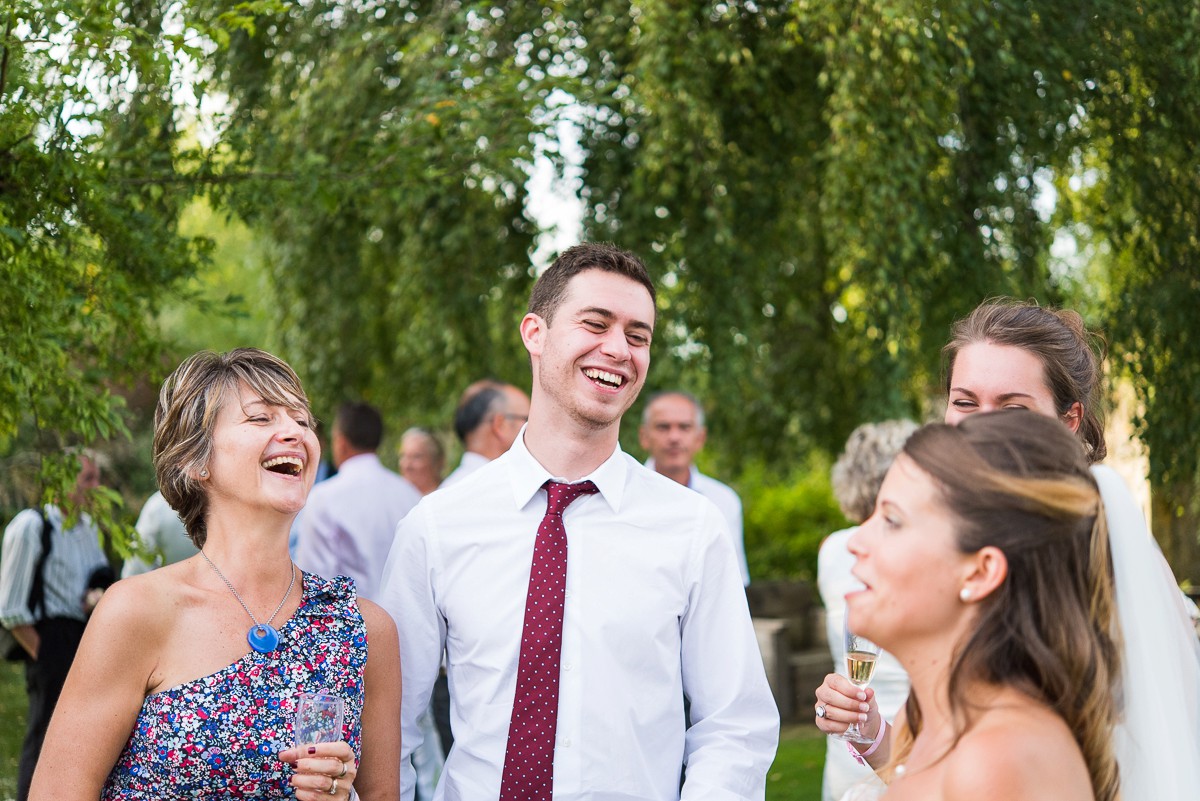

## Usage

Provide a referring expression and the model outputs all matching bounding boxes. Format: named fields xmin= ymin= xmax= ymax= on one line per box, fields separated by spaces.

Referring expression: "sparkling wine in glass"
xmin=837 ymin=615 xmax=883 ymax=743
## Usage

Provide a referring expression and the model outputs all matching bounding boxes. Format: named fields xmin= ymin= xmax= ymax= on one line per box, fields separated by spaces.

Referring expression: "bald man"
xmin=640 ymin=391 xmax=750 ymax=586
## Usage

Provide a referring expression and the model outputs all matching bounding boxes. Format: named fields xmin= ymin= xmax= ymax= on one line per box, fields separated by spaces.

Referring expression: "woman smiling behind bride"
xmin=815 ymin=299 xmax=1200 ymax=799
xmin=30 ymin=348 xmax=401 ymax=800
xmin=845 ymin=411 xmax=1120 ymax=800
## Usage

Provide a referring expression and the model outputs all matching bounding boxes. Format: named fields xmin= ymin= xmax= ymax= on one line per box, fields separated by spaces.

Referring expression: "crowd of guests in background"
xmin=1 ymin=242 xmax=1198 ymax=801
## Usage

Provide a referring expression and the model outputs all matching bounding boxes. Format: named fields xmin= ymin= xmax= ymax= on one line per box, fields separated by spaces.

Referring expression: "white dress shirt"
xmin=380 ymin=435 xmax=779 ymax=801
xmin=644 ymin=459 xmax=750 ymax=586
xmin=440 ymin=451 xmax=491 ymax=488
xmin=121 ymin=491 xmax=197 ymax=578
xmin=1 ymin=506 xmax=107 ymax=626
xmin=296 ymin=453 xmax=422 ymax=601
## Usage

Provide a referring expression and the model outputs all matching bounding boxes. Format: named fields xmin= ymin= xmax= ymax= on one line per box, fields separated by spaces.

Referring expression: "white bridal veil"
xmin=1092 ymin=465 xmax=1200 ymax=800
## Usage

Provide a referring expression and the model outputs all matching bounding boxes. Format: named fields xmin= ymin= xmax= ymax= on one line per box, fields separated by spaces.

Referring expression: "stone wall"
xmin=747 ymin=580 xmax=833 ymax=722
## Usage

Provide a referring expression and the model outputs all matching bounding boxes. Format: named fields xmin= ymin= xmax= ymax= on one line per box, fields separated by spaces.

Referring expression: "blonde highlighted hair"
xmin=886 ymin=411 xmax=1121 ymax=801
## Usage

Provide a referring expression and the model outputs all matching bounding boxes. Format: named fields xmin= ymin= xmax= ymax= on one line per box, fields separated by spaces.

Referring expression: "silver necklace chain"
xmin=200 ymin=549 xmax=295 ymax=630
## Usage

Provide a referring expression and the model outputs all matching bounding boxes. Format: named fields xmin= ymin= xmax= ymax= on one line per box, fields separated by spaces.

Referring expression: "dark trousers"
xmin=18 ymin=618 xmax=85 ymax=801
xmin=432 ymin=670 xmax=453 ymax=756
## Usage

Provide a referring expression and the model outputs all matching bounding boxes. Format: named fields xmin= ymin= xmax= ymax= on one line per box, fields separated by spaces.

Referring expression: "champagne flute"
xmin=837 ymin=614 xmax=883 ymax=743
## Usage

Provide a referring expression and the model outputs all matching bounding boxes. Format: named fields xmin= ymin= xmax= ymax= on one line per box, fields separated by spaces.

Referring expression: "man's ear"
xmin=520 ymin=313 xmax=545 ymax=357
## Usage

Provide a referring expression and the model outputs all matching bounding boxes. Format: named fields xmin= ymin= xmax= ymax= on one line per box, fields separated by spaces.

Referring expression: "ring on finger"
xmin=336 ymin=759 xmax=348 ymax=778
xmin=328 ymin=777 xmax=338 ymax=796
xmin=816 ymin=703 xmax=827 ymax=719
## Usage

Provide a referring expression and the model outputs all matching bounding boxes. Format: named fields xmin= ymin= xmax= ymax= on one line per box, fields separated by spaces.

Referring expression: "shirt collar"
xmin=506 ymin=431 xmax=629 ymax=514
xmin=335 ymin=452 xmax=381 ymax=475
xmin=642 ymin=457 xmax=699 ymax=489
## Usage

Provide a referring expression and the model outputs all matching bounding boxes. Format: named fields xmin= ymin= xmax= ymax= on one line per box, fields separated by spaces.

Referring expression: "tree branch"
xmin=1 ymin=12 xmax=14 ymax=105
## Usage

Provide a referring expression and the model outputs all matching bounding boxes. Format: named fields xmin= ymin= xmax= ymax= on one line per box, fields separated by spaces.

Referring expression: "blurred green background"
xmin=6 ymin=0 xmax=1199 ymax=586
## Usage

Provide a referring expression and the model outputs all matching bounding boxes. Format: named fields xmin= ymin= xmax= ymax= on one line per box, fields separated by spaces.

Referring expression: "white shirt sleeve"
xmin=0 ymin=510 xmax=43 ymax=627
xmin=679 ymin=503 xmax=780 ymax=799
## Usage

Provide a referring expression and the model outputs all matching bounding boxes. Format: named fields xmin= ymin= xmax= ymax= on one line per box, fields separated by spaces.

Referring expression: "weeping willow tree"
xmin=192 ymin=0 xmax=570 ymax=425
xmin=15 ymin=1 xmax=1184 ymax=574
xmin=0 ymin=1 xmax=219 ymax=531
xmin=1067 ymin=0 xmax=1200 ymax=582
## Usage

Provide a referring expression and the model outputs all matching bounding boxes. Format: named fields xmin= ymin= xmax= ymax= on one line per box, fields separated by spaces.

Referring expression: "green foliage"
xmin=159 ymin=200 xmax=277 ymax=355
xmin=4 ymin=0 xmax=1199 ymax=582
xmin=0 ymin=662 xmax=23 ymax=797
xmin=566 ymin=0 xmax=1109 ymax=465
xmin=188 ymin=0 xmax=565 ymax=425
xmin=740 ymin=458 xmax=845 ymax=584
xmin=1045 ymin=0 xmax=1200 ymax=579
xmin=0 ymin=1 xmax=212 ymax=539
xmin=574 ymin=1 xmax=861 ymax=461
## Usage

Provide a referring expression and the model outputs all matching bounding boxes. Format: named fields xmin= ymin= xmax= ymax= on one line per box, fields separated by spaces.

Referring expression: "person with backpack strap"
xmin=0 ymin=452 xmax=108 ymax=801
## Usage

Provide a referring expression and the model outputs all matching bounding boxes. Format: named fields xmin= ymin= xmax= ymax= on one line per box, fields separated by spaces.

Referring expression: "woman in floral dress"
xmin=31 ymin=348 xmax=401 ymax=800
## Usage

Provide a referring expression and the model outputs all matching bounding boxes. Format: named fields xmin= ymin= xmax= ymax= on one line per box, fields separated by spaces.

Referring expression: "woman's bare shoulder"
xmin=97 ymin=565 xmax=189 ymax=628
xmin=96 ymin=561 xmax=209 ymax=649
xmin=942 ymin=698 xmax=1091 ymax=801
xmin=358 ymin=597 xmax=398 ymax=643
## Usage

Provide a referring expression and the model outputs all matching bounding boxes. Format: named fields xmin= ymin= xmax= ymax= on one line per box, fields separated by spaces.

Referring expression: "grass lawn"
xmin=0 ymin=663 xmax=826 ymax=799
xmin=768 ymin=724 xmax=827 ymax=799
xmin=1 ymin=661 xmax=23 ymax=801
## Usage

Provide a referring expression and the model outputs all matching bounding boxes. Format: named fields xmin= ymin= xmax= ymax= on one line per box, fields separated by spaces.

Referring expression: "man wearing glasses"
xmin=442 ymin=380 xmax=531 ymax=487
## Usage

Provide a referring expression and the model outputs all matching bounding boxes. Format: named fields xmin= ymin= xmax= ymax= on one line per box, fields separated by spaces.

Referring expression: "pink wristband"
xmin=848 ymin=716 xmax=887 ymax=766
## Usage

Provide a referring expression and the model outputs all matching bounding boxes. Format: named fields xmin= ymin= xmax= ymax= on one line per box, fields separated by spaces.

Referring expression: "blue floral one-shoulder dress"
xmin=101 ymin=573 xmax=367 ymax=799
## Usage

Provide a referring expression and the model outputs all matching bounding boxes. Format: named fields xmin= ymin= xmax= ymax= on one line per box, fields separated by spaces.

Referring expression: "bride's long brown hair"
xmin=885 ymin=411 xmax=1121 ymax=801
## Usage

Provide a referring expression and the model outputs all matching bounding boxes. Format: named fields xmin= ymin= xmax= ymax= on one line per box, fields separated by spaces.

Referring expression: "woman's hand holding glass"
xmin=279 ymin=741 xmax=357 ymax=800
xmin=279 ymin=691 xmax=356 ymax=799
xmin=813 ymin=671 xmax=883 ymax=744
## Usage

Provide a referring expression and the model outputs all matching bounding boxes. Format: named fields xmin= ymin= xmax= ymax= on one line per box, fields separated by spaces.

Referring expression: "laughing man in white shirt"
xmin=380 ymin=242 xmax=779 ymax=800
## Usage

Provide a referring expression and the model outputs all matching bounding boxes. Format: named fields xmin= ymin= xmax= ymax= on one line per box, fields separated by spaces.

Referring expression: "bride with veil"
xmin=1095 ymin=465 xmax=1200 ymax=798
xmin=811 ymin=299 xmax=1200 ymax=800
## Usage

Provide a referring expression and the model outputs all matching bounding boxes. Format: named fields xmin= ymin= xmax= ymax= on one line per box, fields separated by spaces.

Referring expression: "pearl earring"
xmin=959 ymin=588 xmax=973 ymax=603
xmin=200 ymin=469 xmax=209 ymax=478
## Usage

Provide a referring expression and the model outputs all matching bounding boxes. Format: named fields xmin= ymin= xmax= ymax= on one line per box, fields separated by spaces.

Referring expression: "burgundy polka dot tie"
xmin=499 ymin=480 xmax=599 ymax=801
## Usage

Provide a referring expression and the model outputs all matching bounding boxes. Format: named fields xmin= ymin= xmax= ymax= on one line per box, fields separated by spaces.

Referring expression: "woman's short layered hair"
xmin=153 ymin=348 xmax=313 ymax=548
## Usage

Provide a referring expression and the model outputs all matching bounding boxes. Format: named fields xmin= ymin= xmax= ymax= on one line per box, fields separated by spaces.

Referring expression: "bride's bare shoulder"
xmin=942 ymin=698 xmax=1092 ymax=801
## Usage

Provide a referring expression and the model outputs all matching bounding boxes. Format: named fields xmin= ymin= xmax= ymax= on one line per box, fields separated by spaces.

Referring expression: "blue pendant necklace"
xmin=201 ymin=550 xmax=295 ymax=653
